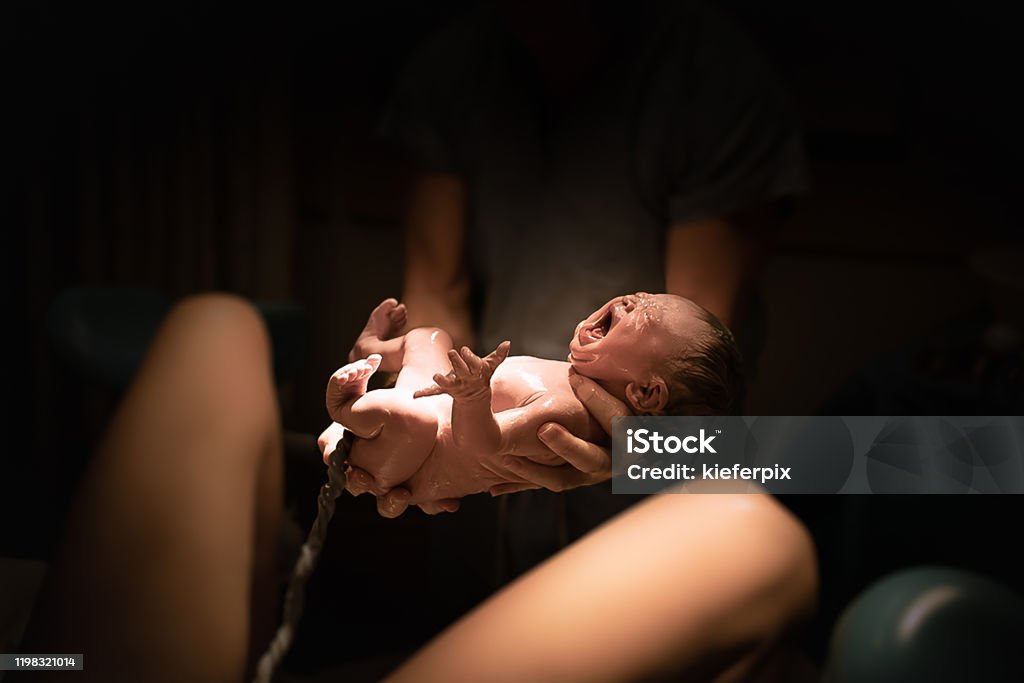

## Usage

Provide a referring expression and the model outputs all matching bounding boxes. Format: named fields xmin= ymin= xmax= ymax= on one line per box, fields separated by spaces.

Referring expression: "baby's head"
xmin=568 ymin=293 xmax=743 ymax=415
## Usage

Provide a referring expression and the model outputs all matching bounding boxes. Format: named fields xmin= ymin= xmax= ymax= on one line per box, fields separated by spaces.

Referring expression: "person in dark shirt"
xmin=348 ymin=0 xmax=806 ymax=576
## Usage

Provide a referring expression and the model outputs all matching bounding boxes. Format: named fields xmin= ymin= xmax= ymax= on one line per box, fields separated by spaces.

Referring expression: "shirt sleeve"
xmin=666 ymin=5 xmax=808 ymax=225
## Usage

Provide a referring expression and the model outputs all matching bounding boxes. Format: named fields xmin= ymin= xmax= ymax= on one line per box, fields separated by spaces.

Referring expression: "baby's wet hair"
xmin=656 ymin=303 xmax=744 ymax=416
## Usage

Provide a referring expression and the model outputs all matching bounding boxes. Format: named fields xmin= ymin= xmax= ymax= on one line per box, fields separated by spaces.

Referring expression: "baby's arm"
xmin=416 ymin=347 xmax=588 ymax=466
xmin=414 ymin=342 xmax=511 ymax=454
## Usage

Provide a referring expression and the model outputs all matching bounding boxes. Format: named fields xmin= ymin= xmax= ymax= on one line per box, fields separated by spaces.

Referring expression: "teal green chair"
xmin=47 ymin=286 xmax=307 ymax=389
xmin=824 ymin=567 xmax=1024 ymax=682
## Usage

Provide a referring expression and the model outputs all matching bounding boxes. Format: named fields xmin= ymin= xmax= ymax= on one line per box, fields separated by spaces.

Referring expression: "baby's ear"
xmin=626 ymin=377 xmax=669 ymax=415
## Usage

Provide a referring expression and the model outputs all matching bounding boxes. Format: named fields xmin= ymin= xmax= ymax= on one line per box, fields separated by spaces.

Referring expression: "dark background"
xmin=5 ymin=0 xmax=1023 ymax=675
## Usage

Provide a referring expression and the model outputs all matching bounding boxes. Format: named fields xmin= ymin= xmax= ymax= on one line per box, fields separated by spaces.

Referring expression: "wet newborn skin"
xmin=326 ymin=293 xmax=705 ymax=510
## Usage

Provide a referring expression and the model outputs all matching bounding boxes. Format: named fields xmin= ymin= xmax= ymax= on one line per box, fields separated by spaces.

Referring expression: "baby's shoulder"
xmin=492 ymin=356 xmax=576 ymax=407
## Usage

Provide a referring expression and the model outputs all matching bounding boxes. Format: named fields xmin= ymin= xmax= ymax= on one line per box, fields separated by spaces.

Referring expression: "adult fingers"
xmin=536 ymin=422 xmax=611 ymax=474
xmin=377 ymin=487 xmax=411 ymax=518
xmin=488 ymin=482 xmax=541 ymax=497
xmin=418 ymin=498 xmax=462 ymax=515
xmin=501 ymin=457 xmax=592 ymax=493
xmin=439 ymin=498 xmax=461 ymax=513
xmin=344 ymin=466 xmax=372 ymax=496
xmin=345 ymin=466 xmax=390 ymax=497
xmin=569 ymin=372 xmax=632 ymax=435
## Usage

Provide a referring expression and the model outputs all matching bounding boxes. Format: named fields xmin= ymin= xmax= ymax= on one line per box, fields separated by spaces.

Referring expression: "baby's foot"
xmin=350 ymin=298 xmax=407 ymax=361
xmin=326 ymin=354 xmax=382 ymax=419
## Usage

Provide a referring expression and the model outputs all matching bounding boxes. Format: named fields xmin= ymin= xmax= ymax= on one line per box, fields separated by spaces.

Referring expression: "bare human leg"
xmin=348 ymin=298 xmax=408 ymax=371
xmin=325 ymin=350 xmax=443 ymax=511
xmin=385 ymin=488 xmax=818 ymax=683
xmin=16 ymin=294 xmax=284 ymax=683
xmin=326 ymin=354 xmax=386 ymax=438
xmin=331 ymin=325 xmax=466 ymax=516
xmin=393 ymin=326 xmax=457 ymax=393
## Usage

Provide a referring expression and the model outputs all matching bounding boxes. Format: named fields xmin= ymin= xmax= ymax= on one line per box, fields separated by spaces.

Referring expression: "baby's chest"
xmin=491 ymin=357 xmax=568 ymax=408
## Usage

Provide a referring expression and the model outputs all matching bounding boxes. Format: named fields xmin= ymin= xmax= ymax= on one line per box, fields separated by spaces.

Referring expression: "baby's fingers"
xmin=413 ymin=383 xmax=446 ymax=398
xmin=484 ymin=340 xmax=511 ymax=370
xmin=447 ymin=348 xmax=470 ymax=375
xmin=461 ymin=346 xmax=483 ymax=373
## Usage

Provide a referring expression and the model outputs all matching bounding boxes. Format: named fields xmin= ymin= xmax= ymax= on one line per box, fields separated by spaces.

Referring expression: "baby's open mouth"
xmin=578 ymin=308 xmax=612 ymax=346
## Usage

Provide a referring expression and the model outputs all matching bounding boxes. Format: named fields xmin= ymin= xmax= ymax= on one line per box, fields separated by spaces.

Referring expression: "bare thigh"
xmin=15 ymin=294 xmax=283 ymax=683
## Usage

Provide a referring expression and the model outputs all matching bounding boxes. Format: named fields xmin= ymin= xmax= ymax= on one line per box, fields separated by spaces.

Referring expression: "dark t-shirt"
xmin=382 ymin=1 xmax=807 ymax=578
xmin=383 ymin=0 xmax=806 ymax=361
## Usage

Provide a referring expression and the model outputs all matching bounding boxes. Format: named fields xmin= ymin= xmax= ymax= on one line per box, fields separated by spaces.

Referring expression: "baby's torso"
xmin=351 ymin=355 xmax=607 ymax=504
xmin=490 ymin=356 xmax=574 ymax=411
xmin=475 ymin=355 xmax=605 ymax=459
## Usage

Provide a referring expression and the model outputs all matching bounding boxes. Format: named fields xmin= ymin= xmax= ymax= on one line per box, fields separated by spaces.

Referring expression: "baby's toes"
xmin=367 ymin=299 xmax=398 ymax=327
xmin=353 ymin=355 xmax=381 ymax=379
xmin=375 ymin=298 xmax=398 ymax=314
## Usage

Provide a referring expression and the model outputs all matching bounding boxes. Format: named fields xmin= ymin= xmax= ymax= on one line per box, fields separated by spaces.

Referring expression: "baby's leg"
xmin=393 ymin=327 xmax=456 ymax=393
xmin=350 ymin=298 xmax=408 ymax=372
xmin=329 ymin=328 xmax=462 ymax=510
xmin=326 ymin=354 xmax=387 ymax=438
xmin=327 ymin=346 xmax=445 ymax=442
xmin=327 ymin=354 xmax=441 ymax=488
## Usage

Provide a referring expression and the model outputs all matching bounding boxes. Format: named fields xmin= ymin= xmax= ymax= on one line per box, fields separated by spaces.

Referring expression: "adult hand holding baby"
xmin=489 ymin=370 xmax=630 ymax=496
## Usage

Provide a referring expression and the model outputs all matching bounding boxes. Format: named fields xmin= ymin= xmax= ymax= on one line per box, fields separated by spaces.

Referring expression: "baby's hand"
xmin=414 ymin=341 xmax=510 ymax=402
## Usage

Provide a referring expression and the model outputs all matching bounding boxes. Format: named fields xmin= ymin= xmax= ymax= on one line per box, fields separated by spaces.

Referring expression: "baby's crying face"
xmin=568 ymin=293 xmax=703 ymax=385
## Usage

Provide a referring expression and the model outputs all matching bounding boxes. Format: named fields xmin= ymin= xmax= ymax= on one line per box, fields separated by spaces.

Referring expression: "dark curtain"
xmin=7 ymin=3 xmax=295 ymax=555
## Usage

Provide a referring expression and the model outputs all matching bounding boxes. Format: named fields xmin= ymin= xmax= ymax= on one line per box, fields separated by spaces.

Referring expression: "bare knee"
xmin=143 ymin=294 xmax=277 ymax=430
xmin=675 ymin=495 xmax=818 ymax=682
xmin=158 ymin=294 xmax=272 ymax=372
xmin=165 ymin=293 xmax=267 ymax=347
xmin=759 ymin=496 xmax=818 ymax=614
xmin=403 ymin=326 xmax=453 ymax=350
xmin=723 ymin=495 xmax=819 ymax=663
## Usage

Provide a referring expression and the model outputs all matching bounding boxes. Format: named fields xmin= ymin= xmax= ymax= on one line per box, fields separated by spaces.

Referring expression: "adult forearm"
xmin=665 ymin=218 xmax=749 ymax=328
xmin=665 ymin=208 xmax=781 ymax=330
xmin=402 ymin=173 xmax=475 ymax=347
xmin=402 ymin=280 xmax=475 ymax=348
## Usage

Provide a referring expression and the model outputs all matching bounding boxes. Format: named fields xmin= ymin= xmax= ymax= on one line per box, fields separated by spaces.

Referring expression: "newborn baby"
xmin=326 ymin=293 xmax=742 ymax=507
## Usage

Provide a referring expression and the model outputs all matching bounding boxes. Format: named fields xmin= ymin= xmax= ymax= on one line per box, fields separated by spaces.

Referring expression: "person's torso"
xmin=449 ymin=12 xmax=701 ymax=359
